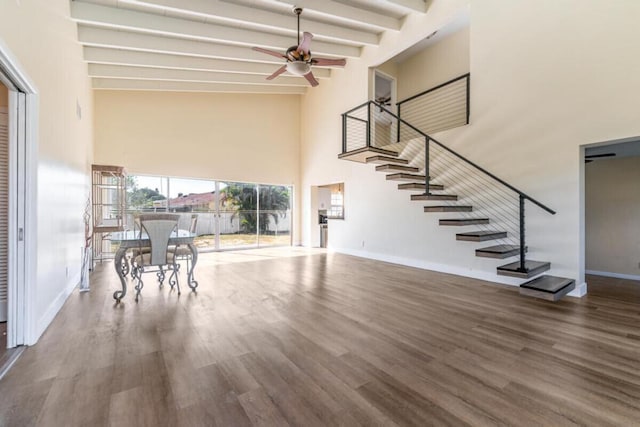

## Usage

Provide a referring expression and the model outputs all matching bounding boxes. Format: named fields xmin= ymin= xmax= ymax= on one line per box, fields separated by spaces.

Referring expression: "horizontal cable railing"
xmin=397 ymin=73 xmax=470 ymax=140
xmin=341 ymin=99 xmax=555 ymax=273
xmin=343 ymin=101 xmax=399 ymax=153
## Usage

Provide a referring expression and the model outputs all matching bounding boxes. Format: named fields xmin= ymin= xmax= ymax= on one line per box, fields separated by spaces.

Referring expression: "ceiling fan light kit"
xmin=252 ymin=6 xmax=347 ymax=87
xmin=287 ymin=61 xmax=311 ymax=76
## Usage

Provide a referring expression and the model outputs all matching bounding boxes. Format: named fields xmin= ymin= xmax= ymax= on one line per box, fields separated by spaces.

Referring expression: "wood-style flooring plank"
xmin=0 ymin=248 xmax=639 ymax=426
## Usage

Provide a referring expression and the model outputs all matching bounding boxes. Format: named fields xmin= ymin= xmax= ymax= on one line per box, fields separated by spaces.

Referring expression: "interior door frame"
xmin=0 ymin=38 xmax=38 ymax=347
xmin=373 ymin=69 xmax=398 ymax=147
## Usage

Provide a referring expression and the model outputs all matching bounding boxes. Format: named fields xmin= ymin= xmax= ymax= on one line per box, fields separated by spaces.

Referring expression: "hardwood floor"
xmin=1 ymin=248 xmax=640 ymax=426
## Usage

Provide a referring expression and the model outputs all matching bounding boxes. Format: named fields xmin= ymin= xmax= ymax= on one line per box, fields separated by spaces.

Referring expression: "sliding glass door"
xmin=257 ymin=184 xmax=292 ymax=247
xmin=219 ymin=181 xmax=258 ymax=250
xmin=167 ymin=177 xmax=216 ymax=252
xmin=126 ymin=175 xmax=292 ymax=251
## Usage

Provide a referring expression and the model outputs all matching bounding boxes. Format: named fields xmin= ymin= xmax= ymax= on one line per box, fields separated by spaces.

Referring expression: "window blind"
xmin=0 ymin=110 xmax=7 ymax=322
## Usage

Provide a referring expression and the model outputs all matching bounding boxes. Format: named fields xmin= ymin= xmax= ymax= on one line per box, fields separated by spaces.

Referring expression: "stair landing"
xmin=339 ymin=147 xmax=399 ymax=163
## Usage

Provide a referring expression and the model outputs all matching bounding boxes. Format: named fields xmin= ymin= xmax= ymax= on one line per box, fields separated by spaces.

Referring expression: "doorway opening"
xmin=374 ymin=70 xmax=396 ymax=113
xmin=582 ymin=137 xmax=640 ymax=296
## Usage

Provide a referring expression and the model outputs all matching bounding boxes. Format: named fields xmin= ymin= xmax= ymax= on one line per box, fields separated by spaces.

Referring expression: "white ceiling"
xmin=70 ymin=0 xmax=429 ymax=95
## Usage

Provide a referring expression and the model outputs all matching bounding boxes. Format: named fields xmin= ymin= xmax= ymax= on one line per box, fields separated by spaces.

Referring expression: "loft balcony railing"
xmin=397 ymin=73 xmax=470 ymax=141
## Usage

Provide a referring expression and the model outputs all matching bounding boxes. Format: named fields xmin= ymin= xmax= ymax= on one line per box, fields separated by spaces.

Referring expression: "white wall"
xmin=586 ymin=156 xmax=640 ymax=278
xmin=94 ymin=90 xmax=301 ymax=243
xmin=300 ymin=0 xmax=640 ymax=293
xmin=0 ymin=1 xmax=94 ymax=342
xmin=396 ymin=25 xmax=470 ymax=101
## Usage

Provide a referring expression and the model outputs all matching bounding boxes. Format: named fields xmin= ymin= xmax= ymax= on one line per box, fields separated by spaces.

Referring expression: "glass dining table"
xmin=110 ymin=229 xmax=198 ymax=302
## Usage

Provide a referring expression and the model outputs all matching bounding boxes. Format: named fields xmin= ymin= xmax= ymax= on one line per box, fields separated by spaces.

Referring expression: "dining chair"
xmin=131 ymin=213 xmax=181 ymax=301
xmin=170 ymin=214 xmax=198 ymax=279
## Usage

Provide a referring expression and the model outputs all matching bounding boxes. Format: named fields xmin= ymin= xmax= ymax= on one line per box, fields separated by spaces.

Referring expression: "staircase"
xmin=339 ymin=77 xmax=575 ymax=301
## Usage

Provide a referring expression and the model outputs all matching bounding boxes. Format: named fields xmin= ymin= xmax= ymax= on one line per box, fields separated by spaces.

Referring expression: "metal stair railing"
xmin=396 ymin=73 xmax=470 ymax=142
xmin=341 ymin=100 xmax=555 ymax=274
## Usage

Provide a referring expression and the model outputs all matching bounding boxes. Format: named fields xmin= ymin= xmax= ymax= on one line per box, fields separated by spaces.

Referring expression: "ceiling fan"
xmin=252 ymin=7 xmax=347 ymax=87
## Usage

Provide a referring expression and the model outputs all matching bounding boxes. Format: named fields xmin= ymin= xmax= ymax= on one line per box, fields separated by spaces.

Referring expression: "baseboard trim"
xmin=567 ymin=282 xmax=587 ymax=298
xmin=331 ymin=247 xmax=586 ymax=297
xmin=586 ymin=270 xmax=640 ymax=282
xmin=33 ymin=272 xmax=80 ymax=344
xmin=0 ymin=346 xmax=25 ymax=381
xmin=333 ymin=247 xmax=524 ymax=287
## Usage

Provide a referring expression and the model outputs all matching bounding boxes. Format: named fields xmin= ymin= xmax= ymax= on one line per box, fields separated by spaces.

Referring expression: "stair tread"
xmin=498 ymin=260 xmax=550 ymax=270
xmin=476 ymin=244 xmax=521 ymax=253
xmin=457 ymin=231 xmax=507 ymax=242
xmin=424 ymin=206 xmax=473 ymax=212
xmin=521 ymin=275 xmax=575 ymax=293
xmin=398 ymin=183 xmax=445 ymax=191
xmin=411 ymin=194 xmax=458 ymax=201
xmin=497 ymin=260 xmax=551 ymax=278
xmin=366 ymin=155 xmax=408 ymax=165
xmin=476 ymin=244 xmax=526 ymax=259
xmin=376 ymin=164 xmax=419 ymax=172
xmin=458 ymin=230 xmax=506 ymax=237
xmin=440 ymin=218 xmax=489 ymax=224
xmin=386 ymin=173 xmax=426 ymax=181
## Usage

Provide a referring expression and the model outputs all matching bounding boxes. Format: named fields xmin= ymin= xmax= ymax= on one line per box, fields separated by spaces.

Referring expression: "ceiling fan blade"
xmin=266 ymin=65 xmax=287 ymax=80
xmin=311 ymin=57 xmax=346 ymax=67
xmin=297 ymin=32 xmax=313 ymax=55
xmin=303 ymin=71 xmax=319 ymax=87
xmin=252 ymin=47 xmax=286 ymax=59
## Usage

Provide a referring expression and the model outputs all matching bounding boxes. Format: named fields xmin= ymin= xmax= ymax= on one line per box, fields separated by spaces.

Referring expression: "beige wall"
xmin=0 ymin=0 xmax=94 ymax=342
xmin=586 ymin=156 xmax=640 ymax=277
xmin=396 ymin=25 xmax=470 ymax=101
xmin=300 ymin=0 xmax=640 ymax=294
xmin=0 ymin=83 xmax=7 ymax=107
xmin=94 ymin=90 xmax=301 ymax=242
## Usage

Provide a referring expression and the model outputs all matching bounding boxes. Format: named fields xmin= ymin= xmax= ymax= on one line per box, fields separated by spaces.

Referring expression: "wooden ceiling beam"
xmin=83 ymin=47 xmax=332 ymax=78
xmin=71 ymin=2 xmax=360 ymax=58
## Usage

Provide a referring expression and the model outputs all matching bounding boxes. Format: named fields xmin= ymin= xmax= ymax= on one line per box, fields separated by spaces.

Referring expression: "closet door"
xmin=0 ymin=108 xmax=8 ymax=322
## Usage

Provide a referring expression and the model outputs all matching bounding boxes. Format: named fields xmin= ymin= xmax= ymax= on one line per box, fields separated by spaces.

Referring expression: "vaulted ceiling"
xmin=70 ymin=0 xmax=429 ymax=94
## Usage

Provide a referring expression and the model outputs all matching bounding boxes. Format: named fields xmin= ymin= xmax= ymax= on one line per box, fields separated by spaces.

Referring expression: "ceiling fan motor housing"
xmin=286 ymin=46 xmax=311 ymax=62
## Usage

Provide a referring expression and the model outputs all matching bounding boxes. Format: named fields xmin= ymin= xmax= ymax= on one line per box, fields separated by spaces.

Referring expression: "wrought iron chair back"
xmin=131 ymin=213 xmax=181 ymax=301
